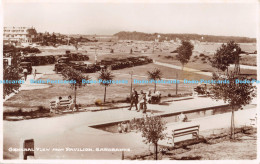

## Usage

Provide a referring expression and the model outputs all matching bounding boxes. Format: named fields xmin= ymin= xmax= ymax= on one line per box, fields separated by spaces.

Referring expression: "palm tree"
xmin=98 ymin=68 xmax=114 ymax=103
xmin=147 ymin=68 xmax=162 ymax=93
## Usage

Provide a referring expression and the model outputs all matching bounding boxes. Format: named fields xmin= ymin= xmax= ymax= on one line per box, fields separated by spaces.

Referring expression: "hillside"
xmin=114 ymin=31 xmax=256 ymax=43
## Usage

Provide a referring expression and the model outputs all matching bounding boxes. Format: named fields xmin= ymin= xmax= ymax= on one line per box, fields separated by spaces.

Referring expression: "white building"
xmin=3 ymin=27 xmax=37 ymax=43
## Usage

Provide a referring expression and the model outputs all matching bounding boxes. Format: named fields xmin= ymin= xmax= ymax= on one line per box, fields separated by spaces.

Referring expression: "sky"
xmin=2 ymin=1 xmax=258 ymax=38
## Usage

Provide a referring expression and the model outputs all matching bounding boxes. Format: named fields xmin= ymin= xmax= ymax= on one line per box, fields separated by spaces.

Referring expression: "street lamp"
xmin=129 ymin=70 xmax=133 ymax=95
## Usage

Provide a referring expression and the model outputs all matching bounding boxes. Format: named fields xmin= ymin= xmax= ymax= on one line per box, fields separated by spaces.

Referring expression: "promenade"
xmin=3 ymin=96 xmax=256 ymax=159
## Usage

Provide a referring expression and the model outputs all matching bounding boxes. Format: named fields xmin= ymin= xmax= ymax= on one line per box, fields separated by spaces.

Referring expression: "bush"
xmin=37 ymin=106 xmax=49 ymax=113
xmin=199 ymin=53 xmax=205 ymax=57
xmin=126 ymin=96 xmax=131 ymax=103
xmin=168 ymin=93 xmax=172 ymax=97
xmin=95 ymin=99 xmax=102 ymax=106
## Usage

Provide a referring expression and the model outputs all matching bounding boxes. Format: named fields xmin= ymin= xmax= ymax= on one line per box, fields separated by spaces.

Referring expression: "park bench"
xmin=50 ymin=99 xmax=71 ymax=113
xmin=162 ymin=125 xmax=200 ymax=147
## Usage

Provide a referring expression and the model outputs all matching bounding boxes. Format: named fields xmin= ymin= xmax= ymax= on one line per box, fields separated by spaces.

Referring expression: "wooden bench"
xmin=172 ymin=125 xmax=200 ymax=144
xmin=50 ymin=99 xmax=71 ymax=113
xmin=162 ymin=125 xmax=200 ymax=147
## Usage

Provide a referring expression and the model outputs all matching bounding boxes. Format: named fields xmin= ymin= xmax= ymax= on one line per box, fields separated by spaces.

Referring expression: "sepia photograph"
xmin=1 ymin=0 xmax=259 ymax=162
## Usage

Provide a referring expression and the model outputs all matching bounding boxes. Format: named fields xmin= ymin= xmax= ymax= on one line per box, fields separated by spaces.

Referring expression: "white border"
xmin=0 ymin=0 xmax=259 ymax=164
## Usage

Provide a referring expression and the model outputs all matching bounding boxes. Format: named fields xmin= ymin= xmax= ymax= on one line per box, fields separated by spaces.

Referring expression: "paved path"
xmin=229 ymin=64 xmax=257 ymax=70
xmin=3 ymin=96 xmax=255 ymax=160
xmin=154 ymin=61 xmax=213 ymax=77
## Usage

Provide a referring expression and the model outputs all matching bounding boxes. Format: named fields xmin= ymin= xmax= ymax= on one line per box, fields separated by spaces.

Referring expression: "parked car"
xmin=20 ymin=62 xmax=32 ymax=74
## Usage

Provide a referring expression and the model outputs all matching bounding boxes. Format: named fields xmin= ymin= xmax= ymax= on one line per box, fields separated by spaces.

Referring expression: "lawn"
xmin=4 ymin=63 xmax=211 ymax=110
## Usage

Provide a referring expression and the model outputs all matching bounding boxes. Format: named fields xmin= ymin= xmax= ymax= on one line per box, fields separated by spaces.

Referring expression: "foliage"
xmin=176 ymin=40 xmax=194 ymax=69
xmin=61 ymin=66 xmax=89 ymax=89
xmin=3 ymin=66 xmax=21 ymax=99
xmin=211 ymin=41 xmax=242 ymax=72
xmin=210 ymin=71 xmax=256 ymax=139
xmin=61 ymin=66 xmax=90 ymax=109
xmin=147 ymin=68 xmax=163 ymax=92
xmin=211 ymin=72 xmax=256 ymax=109
xmin=133 ymin=115 xmax=167 ymax=160
xmin=98 ymin=68 xmax=115 ymax=102
xmin=114 ymin=31 xmax=256 ymax=43
xmin=4 ymin=45 xmax=41 ymax=54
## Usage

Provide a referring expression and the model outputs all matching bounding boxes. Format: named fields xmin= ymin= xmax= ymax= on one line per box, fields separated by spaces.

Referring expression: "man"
xmin=128 ymin=88 xmax=138 ymax=111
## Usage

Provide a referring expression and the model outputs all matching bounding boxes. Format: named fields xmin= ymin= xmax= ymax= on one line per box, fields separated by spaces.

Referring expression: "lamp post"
xmin=129 ymin=70 xmax=133 ymax=95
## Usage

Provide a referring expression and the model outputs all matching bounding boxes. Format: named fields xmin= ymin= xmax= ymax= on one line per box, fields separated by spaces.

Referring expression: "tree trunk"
xmin=154 ymin=143 xmax=158 ymax=160
xmin=74 ymin=85 xmax=77 ymax=111
xmin=154 ymin=83 xmax=156 ymax=93
xmin=104 ymin=86 xmax=107 ymax=103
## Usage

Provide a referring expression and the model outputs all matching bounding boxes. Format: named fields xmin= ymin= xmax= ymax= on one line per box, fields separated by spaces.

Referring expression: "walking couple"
xmin=128 ymin=88 xmax=147 ymax=113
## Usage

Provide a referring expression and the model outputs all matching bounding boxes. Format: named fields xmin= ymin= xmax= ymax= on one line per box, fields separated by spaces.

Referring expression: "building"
xmin=3 ymin=27 xmax=37 ymax=43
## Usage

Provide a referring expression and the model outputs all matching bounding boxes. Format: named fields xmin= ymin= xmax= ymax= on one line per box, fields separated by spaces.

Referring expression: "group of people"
xmin=117 ymin=122 xmax=130 ymax=133
xmin=128 ymin=88 xmax=154 ymax=113
xmin=55 ymin=95 xmax=75 ymax=112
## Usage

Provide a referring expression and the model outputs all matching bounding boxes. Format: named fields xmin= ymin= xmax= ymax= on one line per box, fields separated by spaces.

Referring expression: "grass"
xmin=4 ymin=63 xmax=210 ymax=110
xmin=128 ymin=127 xmax=256 ymax=160
xmin=5 ymin=42 xmax=256 ymax=110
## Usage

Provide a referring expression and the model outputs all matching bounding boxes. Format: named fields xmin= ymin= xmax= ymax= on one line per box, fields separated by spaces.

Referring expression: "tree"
xmin=3 ymin=50 xmax=22 ymax=99
xmin=211 ymin=41 xmax=241 ymax=73
xmin=3 ymin=66 xmax=21 ymax=99
xmin=98 ymin=68 xmax=114 ymax=103
xmin=176 ymin=40 xmax=194 ymax=70
xmin=61 ymin=66 xmax=90 ymax=111
xmin=210 ymin=72 xmax=256 ymax=139
xmin=147 ymin=68 xmax=162 ymax=93
xmin=133 ymin=115 xmax=167 ymax=160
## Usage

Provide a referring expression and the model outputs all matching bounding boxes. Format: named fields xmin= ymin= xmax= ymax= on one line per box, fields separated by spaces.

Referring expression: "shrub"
xmin=168 ymin=93 xmax=172 ymax=97
xmin=38 ymin=106 xmax=47 ymax=113
xmin=126 ymin=96 xmax=131 ymax=103
xmin=95 ymin=99 xmax=102 ymax=106
xmin=199 ymin=53 xmax=205 ymax=57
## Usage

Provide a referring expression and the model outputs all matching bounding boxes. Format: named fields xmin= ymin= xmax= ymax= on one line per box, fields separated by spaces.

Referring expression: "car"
xmin=20 ymin=62 xmax=32 ymax=74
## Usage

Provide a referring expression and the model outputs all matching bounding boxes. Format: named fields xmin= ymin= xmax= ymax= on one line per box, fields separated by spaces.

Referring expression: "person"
xmin=139 ymin=90 xmax=147 ymax=113
xmin=122 ymin=122 xmax=128 ymax=133
xmin=178 ymin=112 xmax=188 ymax=122
xmin=68 ymin=95 xmax=75 ymax=111
xmin=118 ymin=123 xmax=122 ymax=133
xmin=33 ymin=68 xmax=37 ymax=80
xmin=23 ymin=68 xmax=28 ymax=81
xmin=147 ymin=89 xmax=152 ymax=104
xmin=55 ymin=96 xmax=62 ymax=113
xmin=128 ymin=88 xmax=139 ymax=111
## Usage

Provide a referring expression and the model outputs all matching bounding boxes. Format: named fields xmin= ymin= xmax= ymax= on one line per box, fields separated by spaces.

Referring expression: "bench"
xmin=50 ymin=99 xmax=71 ymax=113
xmin=162 ymin=125 xmax=200 ymax=147
xmin=172 ymin=125 xmax=200 ymax=145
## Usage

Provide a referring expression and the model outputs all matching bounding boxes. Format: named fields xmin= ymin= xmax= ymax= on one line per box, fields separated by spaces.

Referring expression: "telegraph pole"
xmin=176 ymin=73 xmax=178 ymax=95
